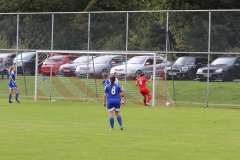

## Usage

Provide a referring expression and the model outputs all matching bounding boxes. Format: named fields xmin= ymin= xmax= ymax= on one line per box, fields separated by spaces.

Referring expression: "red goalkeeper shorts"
xmin=140 ymin=88 xmax=150 ymax=96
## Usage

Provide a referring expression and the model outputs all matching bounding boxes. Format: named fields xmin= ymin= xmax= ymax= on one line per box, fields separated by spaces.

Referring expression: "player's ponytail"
xmin=110 ymin=76 xmax=115 ymax=89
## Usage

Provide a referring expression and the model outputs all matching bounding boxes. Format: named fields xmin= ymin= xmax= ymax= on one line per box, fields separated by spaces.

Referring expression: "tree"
xmin=151 ymin=0 xmax=240 ymax=54
xmin=0 ymin=0 xmax=91 ymax=50
xmin=1 ymin=0 xmax=240 ymax=53
xmin=0 ymin=0 xmax=90 ymax=12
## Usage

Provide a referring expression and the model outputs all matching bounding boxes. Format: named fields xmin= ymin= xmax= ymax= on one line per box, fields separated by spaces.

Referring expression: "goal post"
xmin=34 ymin=50 xmax=173 ymax=106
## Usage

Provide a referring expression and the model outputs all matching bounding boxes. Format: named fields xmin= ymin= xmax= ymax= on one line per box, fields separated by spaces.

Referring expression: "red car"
xmin=41 ymin=55 xmax=78 ymax=75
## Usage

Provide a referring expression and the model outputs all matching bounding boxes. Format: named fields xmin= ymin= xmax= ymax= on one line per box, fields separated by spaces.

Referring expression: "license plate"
xmin=168 ymin=72 xmax=177 ymax=75
xmin=203 ymin=74 xmax=211 ymax=77
xmin=63 ymin=70 xmax=70 ymax=72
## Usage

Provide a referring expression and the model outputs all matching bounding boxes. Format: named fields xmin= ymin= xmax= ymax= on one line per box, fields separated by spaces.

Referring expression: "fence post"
xmin=206 ymin=11 xmax=212 ymax=107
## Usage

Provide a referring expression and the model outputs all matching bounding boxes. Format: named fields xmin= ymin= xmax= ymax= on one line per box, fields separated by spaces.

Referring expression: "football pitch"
xmin=0 ymin=99 xmax=240 ymax=160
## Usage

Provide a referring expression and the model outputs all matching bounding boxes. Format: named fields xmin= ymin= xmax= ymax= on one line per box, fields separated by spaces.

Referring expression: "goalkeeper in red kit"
xmin=136 ymin=73 xmax=152 ymax=106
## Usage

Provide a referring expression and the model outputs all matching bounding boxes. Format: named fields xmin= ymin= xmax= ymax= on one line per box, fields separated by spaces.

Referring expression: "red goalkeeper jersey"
xmin=136 ymin=76 xmax=148 ymax=90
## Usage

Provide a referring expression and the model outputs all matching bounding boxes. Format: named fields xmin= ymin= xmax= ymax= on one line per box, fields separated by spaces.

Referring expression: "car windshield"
xmin=127 ymin=57 xmax=147 ymax=64
xmin=74 ymin=56 xmax=93 ymax=63
xmin=45 ymin=56 xmax=64 ymax=62
xmin=211 ymin=57 xmax=235 ymax=65
xmin=14 ymin=52 xmax=34 ymax=61
xmin=90 ymin=56 xmax=111 ymax=64
xmin=174 ymin=57 xmax=195 ymax=65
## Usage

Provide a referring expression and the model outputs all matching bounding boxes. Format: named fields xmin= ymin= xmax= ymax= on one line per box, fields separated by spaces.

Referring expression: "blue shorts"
xmin=9 ymin=81 xmax=17 ymax=89
xmin=107 ymin=99 xmax=121 ymax=111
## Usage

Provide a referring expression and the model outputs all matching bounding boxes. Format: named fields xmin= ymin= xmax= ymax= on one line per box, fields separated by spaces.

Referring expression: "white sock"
xmin=121 ymin=97 xmax=125 ymax=103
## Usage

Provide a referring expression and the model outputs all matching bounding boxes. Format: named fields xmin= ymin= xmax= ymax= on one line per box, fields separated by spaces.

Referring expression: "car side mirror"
xmin=145 ymin=62 xmax=150 ymax=65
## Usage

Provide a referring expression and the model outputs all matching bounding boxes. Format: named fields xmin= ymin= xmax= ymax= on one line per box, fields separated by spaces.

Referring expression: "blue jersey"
xmin=9 ymin=71 xmax=16 ymax=81
xmin=104 ymin=83 xmax=122 ymax=100
xmin=9 ymin=71 xmax=17 ymax=89
xmin=102 ymin=78 xmax=110 ymax=86
xmin=104 ymin=83 xmax=122 ymax=111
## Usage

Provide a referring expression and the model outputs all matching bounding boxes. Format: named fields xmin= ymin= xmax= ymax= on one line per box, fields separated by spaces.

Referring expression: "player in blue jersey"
xmin=101 ymin=73 xmax=110 ymax=86
xmin=8 ymin=66 xmax=21 ymax=103
xmin=103 ymin=76 xmax=123 ymax=130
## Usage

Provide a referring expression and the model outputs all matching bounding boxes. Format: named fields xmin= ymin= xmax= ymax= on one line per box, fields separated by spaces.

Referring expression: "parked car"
xmin=166 ymin=56 xmax=208 ymax=80
xmin=196 ymin=56 xmax=240 ymax=81
xmin=110 ymin=55 xmax=171 ymax=79
xmin=41 ymin=55 xmax=78 ymax=75
xmin=75 ymin=55 xmax=126 ymax=78
xmin=59 ymin=55 xmax=96 ymax=77
xmin=13 ymin=52 xmax=49 ymax=75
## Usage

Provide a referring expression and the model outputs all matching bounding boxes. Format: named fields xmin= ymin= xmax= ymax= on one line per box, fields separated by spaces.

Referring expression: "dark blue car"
xmin=196 ymin=57 xmax=240 ymax=81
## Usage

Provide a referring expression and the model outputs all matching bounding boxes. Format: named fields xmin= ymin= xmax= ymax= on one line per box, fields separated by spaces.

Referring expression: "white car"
xmin=110 ymin=55 xmax=171 ymax=79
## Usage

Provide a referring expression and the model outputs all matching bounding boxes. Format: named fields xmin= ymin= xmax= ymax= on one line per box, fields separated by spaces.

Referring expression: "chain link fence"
xmin=0 ymin=10 xmax=240 ymax=106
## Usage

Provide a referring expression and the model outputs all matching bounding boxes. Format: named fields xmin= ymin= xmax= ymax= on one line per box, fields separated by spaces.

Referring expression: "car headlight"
xmin=182 ymin=66 xmax=188 ymax=72
xmin=110 ymin=69 xmax=114 ymax=73
xmin=71 ymin=66 xmax=77 ymax=70
xmin=197 ymin=68 xmax=203 ymax=73
xmin=111 ymin=68 xmax=117 ymax=72
xmin=17 ymin=62 xmax=22 ymax=66
xmin=215 ymin=68 xmax=223 ymax=73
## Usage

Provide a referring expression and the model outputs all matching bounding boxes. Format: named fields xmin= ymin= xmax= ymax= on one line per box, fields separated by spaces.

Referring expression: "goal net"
xmin=34 ymin=50 xmax=173 ymax=106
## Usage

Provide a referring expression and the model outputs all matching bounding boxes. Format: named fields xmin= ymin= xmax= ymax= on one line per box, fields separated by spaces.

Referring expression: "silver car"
xmin=110 ymin=55 xmax=171 ymax=79
xmin=75 ymin=55 xmax=126 ymax=78
xmin=59 ymin=56 xmax=96 ymax=77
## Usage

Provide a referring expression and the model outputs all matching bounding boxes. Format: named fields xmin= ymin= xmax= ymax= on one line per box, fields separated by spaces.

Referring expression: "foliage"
xmin=128 ymin=12 xmax=167 ymax=51
xmin=149 ymin=0 xmax=240 ymax=57
xmin=0 ymin=0 xmax=240 ymax=53
xmin=0 ymin=0 xmax=89 ymax=12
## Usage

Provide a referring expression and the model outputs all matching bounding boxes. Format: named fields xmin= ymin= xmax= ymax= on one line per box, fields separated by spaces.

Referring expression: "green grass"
xmin=168 ymin=80 xmax=240 ymax=105
xmin=0 ymin=99 xmax=240 ymax=160
xmin=1 ymin=75 xmax=240 ymax=105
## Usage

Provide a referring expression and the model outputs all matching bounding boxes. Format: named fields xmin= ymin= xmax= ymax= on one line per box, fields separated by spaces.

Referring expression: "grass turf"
xmin=0 ymin=99 xmax=240 ymax=160
xmin=2 ymin=75 xmax=240 ymax=105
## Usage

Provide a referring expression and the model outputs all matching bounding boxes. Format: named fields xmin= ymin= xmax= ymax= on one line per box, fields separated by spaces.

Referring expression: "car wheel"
xmin=56 ymin=71 xmax=65 ymax=77
xmin=23 ymin=67 xmax=31 ymax=76
xmin=222 ymin=71 xmax=233 ymax=81
xmin=135 ymin=70 xmax=142 ymax=79
xmin=187 ymin=71 xmax=195 ymax=80
xmin=100 ymin=69 xmax=108 ymax=77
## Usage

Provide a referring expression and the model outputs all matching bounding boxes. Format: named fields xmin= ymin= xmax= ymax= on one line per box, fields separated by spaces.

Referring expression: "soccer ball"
xmin=164 ymin=101 xmax=170 ymax=107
